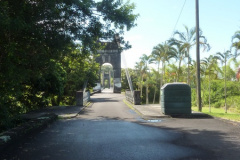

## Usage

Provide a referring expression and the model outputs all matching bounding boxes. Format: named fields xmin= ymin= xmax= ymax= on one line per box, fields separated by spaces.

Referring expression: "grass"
xmin=192 ymin=106 xmax=240 ymax=122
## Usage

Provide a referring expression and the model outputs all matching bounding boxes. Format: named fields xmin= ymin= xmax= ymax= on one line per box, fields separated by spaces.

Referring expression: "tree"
xmin=171 ymin=43 xmax=187 ymax=82
xmin=151 ymin=45 xmax=163 ymax=104
xmin=166 ymin=64 xmax=178 ymax=83
xmin=215 ymin=50 xmax=233 ymax=113
xmin=201 ymin=55 xmax=218 ymax=112
xmin=232 ymin=30 xmax=240 ymax=59
xmin=139 ymin=54 xmax=153 ymax=104
xmin=151 ymin=68 xmax=160 ymax=104
xmin=121 ymin=68 xmax=138 ymax=91
xmin=135 ymin=61 xmax=145 ymax=98
xmin=170 ymin=25 xmax=210 ymax=85
xmin=0 ymin=0 xmax=138 ymax=129
xmin=151 ymin=42 xmax=176 ymax=104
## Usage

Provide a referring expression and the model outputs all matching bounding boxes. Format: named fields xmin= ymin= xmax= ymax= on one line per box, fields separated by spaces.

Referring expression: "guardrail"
xmin=76 ymin=91 xmax=90 ymax=106
xmin=125 ymin=90 xmax=141 ymax=105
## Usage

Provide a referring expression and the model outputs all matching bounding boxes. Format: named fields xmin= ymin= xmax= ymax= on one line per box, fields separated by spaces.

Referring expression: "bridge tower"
xmin=96 ymin=35 xmax=121 ymax=93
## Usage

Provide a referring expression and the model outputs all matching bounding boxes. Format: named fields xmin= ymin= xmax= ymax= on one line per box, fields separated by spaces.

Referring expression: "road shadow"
xmin=2 ymin=107 xmax=240 ymax=160
xmin=77 ymin=105 xmax=240 ymax=160
xmin=90 ymin=98 xmax=119 ymax=103
xmin=75 ymin=116 xmax=240 ymax=160
xmin=157 ymin=126 xmax=240 ymax=160
xmin=170 ymin=112 xmax=213 ymax=119
xmin=132 ymin=116 xmax=240 ymax=160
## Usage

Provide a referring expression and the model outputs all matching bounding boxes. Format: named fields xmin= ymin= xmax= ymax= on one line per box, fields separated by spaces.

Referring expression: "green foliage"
xmin=199 ymin=80 xmax=240 ymax=112
xmin=0 ymin=0 xmax=138 ymax=130
xmin=121 ymin=68 xmax=138 ymax=91
xmin=191 ymin=88 xmax=197 ymax=107
xmin=60 ymin=47 xmax=100 ymax=105
xmin=132 ymin=25 xmax=240 ymax=109
xmin=227 ymin=96 xmax=240 ymax=112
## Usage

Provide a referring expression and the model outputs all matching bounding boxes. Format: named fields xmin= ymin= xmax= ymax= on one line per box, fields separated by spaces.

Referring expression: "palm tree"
xmin=215 ymin=50 xmax=233 ymax=113
xmin=134 ymin=61 xmax=144 ymax=98
xmin=232 ymin=31 xmax=240 ymax=59
xmin=170 ymin=25 xmax=210 ymax=85
xmin=151 ymin=68 xmax=160 ymax=104
xmin=151 ymin=45 xmax=163 ymax=104
xmin=171 ymin=43 xmax=187 ymax=82
xmin=151 ymin=41 xmax=176 ymax=104
xmin=140 ymin=54 xmax=153 ymax=104
xmin=231 ymin=31 xmax=240 ymax=77
xmin=201 ymin=55 xmax=218 ymax=112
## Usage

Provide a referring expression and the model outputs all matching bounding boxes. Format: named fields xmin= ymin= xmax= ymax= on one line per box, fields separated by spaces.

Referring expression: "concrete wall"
xmin=125 ymin=90 xmax=141 ymax=105
xmin=76 ymin=91 xmax=90 ymax=106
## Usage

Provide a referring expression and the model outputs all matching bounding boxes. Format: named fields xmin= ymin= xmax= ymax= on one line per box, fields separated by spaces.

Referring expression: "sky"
xmin=121 ymin=0 xmax=240 ymax=69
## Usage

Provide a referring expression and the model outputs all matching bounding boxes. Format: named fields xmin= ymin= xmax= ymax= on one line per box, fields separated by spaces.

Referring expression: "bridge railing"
xmin=76 ymin=91 xmax=90 ymax=106
xmin=125 ymin=90 xmax=141 ymax=105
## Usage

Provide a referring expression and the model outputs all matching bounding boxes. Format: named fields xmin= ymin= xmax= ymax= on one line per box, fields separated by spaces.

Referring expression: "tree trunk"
xmin=209 ymin=74 xmax=211 ymax=113
xmin=158 ymin=61 xmax=161 ymax=104
xmin=187 ymin=55 xmax=190 ymax=85
xmin=162 ymin=61 xmax=165 ymax=85
xmin=153 ymin=87 xmax=156 ymax=104
xmin=160 ymin=62 xmax=164 ymax=104
xmin=177 ymin=59 xmax=182 ymax=82
xmin=224 ymin=59 xmax=227 ymax=113
xmin=146 ymin=83 xmax=149 ymax=104
xmin=140 ymin=74 xmax=143 ymax=98
xmin=159 ymin=78 xmax=162 ymax=104
xmin=187 ymin=48 xmax=190 ymax=85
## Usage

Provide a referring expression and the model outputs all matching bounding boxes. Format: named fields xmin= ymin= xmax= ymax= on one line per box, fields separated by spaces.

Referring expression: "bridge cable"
xmin=171 ymin=0 xmax=187 ymax=37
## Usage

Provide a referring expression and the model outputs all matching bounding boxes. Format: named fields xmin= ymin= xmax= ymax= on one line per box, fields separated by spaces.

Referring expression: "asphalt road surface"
xmin=1 ymin=89 xmax=240 ymax=160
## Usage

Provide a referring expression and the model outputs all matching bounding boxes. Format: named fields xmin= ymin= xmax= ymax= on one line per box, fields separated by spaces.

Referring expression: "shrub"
xmin=200 ymin=80 xmax=240 ymax=110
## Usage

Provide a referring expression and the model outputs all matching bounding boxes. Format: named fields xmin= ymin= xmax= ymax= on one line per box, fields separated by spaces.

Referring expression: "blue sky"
xmin=122 ymin=0 xmax=240 ymax=68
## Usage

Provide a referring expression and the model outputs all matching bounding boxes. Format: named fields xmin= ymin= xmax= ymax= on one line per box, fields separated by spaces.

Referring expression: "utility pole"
xmin=196 ymin=0 xmax=202 ymax=111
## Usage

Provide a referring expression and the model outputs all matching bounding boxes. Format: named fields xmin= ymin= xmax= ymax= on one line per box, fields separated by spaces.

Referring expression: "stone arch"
xmin=96 ymin=36 xmax=121 ymax=93
xmin=101 ymin=63 xmax=113 ymax=89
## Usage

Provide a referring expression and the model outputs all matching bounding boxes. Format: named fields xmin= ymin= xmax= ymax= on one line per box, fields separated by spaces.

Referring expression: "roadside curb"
xmin=123 ymin=99 xmax=217 ymax=120
xmin=123 ymin=99 xmax=144 ymax=117
xmin=57 ymin=103 xmax=91 ymax=119
xmin=0 ymin=113 xmax=57 ymax=152
xmin=123 ymin=99 xmax=170 ymax=120
xmin=213 ymin=116 xmax=240 ymax=127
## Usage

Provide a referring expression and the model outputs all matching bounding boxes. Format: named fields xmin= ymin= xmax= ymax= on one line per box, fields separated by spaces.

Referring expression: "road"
xmin=1 ymin=89 xmax=240 ymax=160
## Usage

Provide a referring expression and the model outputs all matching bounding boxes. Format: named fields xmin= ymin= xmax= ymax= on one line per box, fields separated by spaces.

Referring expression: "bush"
xmin=200 ymin=80 xmax=240 ymax=110
xmin=212 ymin=101 xmax=222 ymax=108
xmin=227 ymin=96 xmax=240 ymax=113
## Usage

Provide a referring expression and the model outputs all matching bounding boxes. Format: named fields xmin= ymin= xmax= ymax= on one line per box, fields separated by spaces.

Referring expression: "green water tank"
xmin=161 ymin=83 xmax=191 ymax=115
